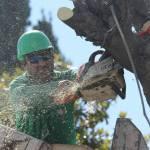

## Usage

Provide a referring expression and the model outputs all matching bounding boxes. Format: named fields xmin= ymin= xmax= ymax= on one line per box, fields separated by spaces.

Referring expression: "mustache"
xmin=37 ymin=67 xmax=53 ymax=74
xmin=37 ymin=65 xmax=53 ymax=70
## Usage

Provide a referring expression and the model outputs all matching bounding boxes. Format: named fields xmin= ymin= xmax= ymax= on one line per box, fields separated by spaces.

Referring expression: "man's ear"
xmin=21 ymin=61 xmax=26 ymax=70
xmin=50 ymin=49 xmax=54 ymax=60
xmin=22 ymin=57 xmax=27 ymax=69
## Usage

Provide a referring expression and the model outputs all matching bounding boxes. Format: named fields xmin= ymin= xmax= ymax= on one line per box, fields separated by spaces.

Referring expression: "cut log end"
xmin=57 ymin=7 xmax=73 ymax=21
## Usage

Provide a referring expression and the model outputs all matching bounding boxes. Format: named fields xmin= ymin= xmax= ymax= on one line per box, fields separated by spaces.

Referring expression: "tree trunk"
xmin=57 ymin=0 xmax=150 ymax=106
xmin=111 ymin=118 xmax=148 ymax=150
xmin=0 ymin=124 xmax=93 ymax=150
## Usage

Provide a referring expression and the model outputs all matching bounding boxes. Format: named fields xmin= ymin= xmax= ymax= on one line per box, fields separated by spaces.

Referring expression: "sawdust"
xmin=51 ymin=81 xmax=80 ymax=104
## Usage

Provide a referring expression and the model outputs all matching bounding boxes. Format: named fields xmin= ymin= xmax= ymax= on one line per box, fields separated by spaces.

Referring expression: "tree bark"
xmin=0 ymin=124 xmax=93 ymax=150
xmin=111 ymin=118 xmax=148 ymax=150
xmin=57 ymin=0 xmax=150 ymax=106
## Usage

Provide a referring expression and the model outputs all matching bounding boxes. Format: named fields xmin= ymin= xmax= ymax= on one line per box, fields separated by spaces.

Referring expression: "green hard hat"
xmin=17 ymin=30 xmax=53 ymax=61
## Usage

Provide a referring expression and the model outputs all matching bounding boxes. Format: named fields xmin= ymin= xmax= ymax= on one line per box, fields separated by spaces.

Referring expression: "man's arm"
xmin=52 ymin=69 xmax=81 ymax=104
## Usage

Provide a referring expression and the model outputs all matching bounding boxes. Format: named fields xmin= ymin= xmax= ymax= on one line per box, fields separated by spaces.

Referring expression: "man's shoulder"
xmin=11 ymin=73 xmax=27 ymax=82
xmin=9 ymin=73 xmax=28 ymax=89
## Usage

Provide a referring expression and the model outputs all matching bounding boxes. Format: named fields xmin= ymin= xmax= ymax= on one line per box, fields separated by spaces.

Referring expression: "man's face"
xmin=25 ymin=49 xmax=54 ymax=82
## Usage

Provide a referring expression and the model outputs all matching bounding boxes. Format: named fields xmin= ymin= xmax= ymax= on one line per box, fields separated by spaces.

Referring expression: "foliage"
xmin=0 ymin=68 xmax=23 ymax=127
xmin=75 ymin=100 xmax=111 ymax=149
xmin=145 ymin=134 xmax=150 ymax=145
xmin=119 ymin=112 xmax=127 ymax=118
xmin=0 ymin=0 xmax=30 ymax=71
xmin=0 ymin=68 xmax=23 ymax=89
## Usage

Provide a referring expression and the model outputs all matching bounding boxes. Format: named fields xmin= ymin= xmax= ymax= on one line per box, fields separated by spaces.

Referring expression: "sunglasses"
xmin=27 ymin=55 xmax=51 ymax=64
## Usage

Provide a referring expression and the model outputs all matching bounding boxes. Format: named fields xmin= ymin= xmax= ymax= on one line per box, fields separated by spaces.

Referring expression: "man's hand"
xmin=138 ymin=21 xmax=150 ymax=37
xmin=76 ymin=64 xmax=86 ymax=81
xmin=52 ymin=80 xmax=80 ymax=104
xmin=141 ymin=21 xmax=150 ymax=32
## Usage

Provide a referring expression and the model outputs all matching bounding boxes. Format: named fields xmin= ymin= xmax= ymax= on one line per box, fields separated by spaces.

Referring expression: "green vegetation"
xmin=0 ymin=68 xmax=23 ymax=127
xmin=75 ymin=100 xmax=111 ymax=149
xmin=0 ymin=0 xmax=30 ymax=71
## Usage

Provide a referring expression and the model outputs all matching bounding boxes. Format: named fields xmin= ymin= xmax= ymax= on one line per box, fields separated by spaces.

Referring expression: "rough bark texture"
xmin=0 ymin=119 xmax=148 ymax=150
xmin=111 ymin=118 xmax=148 ymax=150
xmin=0 ymin=124 xmax=93 ymax=150
xmin=58 ymin=0 xmax=150 ymax=106
xmin=0 ymin=0 xmax=30 ymax=71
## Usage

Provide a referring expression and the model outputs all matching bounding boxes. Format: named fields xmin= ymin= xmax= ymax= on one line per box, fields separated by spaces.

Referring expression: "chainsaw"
xmin=77 ymin=50 xmax=126 ymax=101
xmin=52 ymin=50 xmax=126 ymax=103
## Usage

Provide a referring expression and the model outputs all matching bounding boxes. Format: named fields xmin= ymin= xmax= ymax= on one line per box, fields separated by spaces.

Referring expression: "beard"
xmin=36 ymin=67 xmax=53 ymax=81
xmin=28 ymin=66 xmax=54 ymax=83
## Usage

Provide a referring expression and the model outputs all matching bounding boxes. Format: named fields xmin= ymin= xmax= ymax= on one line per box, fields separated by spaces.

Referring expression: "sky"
xmin=29 ymin=0 xmax=150 ymax=140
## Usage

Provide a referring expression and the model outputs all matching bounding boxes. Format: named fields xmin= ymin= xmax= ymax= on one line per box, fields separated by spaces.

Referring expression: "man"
xmin=9 ymin=30 xmax=79 ymax=144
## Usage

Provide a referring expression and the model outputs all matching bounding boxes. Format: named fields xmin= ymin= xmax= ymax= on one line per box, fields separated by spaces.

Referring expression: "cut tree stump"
xmin=0 ymin=118 xmax=148 ymax=149
xmin=0 ymin=124 xmax=93 ymax=150
xmin=111 ymin=118 xmax=149 ymax=150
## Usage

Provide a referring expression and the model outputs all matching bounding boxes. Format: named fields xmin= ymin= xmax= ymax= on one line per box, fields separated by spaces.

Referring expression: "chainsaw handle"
xmin=111 ymin=82 xmax=126 ymax=99
xmin=110 ymin=69 xmax=126 ymax=99
xmin=88 ymin=50 xmax=104 ymax=65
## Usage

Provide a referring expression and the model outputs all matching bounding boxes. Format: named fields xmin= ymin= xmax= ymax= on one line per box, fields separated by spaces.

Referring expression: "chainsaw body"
xmin=78 ymin=50 xmax=126 ymax=101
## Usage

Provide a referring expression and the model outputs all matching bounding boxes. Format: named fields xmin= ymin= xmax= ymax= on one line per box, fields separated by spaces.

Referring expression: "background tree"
xmin=75 ymin=100 xmax=111 ymax=149
xmin=0 ymin=0 xmax=30 ymax=71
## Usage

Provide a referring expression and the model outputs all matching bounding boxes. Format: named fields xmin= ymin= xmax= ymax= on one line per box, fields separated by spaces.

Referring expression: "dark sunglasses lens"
xmin=42 ymin=56 xmax=51 ymax=61
xmin=29 ymin=55 xmax=51 ymax=64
